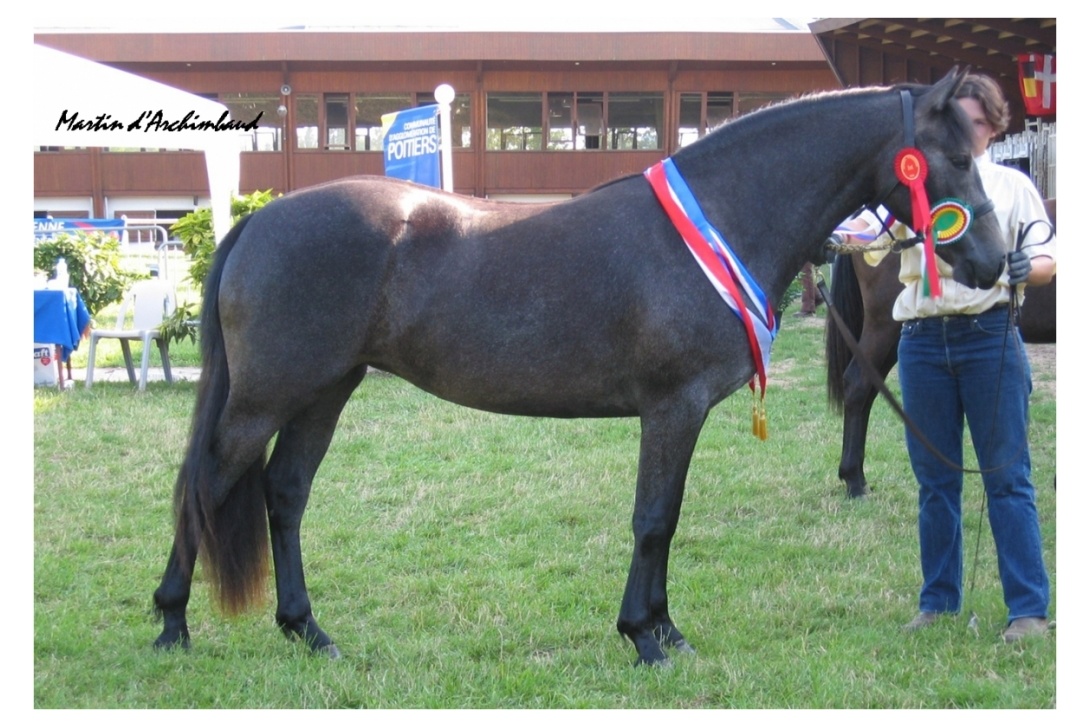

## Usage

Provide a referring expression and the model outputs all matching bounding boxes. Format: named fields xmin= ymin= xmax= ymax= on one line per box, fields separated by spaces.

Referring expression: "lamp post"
xmin=434 ymin=84 xmax=455 ymax=193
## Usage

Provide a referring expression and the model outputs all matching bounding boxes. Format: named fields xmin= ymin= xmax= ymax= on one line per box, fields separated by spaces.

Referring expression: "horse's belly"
xmin=372 ymin=325 xmax=639 ymax=418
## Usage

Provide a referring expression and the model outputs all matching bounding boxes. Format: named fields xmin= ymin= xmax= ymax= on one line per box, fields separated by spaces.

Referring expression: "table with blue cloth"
xmin=34 ymin=288 xmax=92 ymax=384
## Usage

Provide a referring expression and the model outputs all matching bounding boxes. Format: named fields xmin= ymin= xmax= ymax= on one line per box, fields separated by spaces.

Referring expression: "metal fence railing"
xmin=990 ymin=120 xmax=1056 ymax=199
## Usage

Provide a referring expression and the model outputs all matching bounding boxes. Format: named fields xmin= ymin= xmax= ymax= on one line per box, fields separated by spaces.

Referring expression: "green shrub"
xmin=33 ymin=231 xmax=146 ymax=317
xmin=170 ymin=189 xmax=277 ymax=296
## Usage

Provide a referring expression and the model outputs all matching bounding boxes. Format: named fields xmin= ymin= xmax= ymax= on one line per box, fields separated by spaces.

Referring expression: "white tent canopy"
xmin=34 ymin=43 xmax=240 ymax=243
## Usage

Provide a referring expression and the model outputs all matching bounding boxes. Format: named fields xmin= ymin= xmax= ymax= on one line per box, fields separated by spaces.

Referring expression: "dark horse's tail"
xmin=173 ymin=213 xmax=269 ymax=615
xmin=824 ymin=254 xmax=865 ymax=412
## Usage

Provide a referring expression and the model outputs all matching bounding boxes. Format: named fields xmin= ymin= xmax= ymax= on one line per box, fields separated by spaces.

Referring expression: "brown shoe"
xmin=1002 ymin=617 xmax=1051 ymax=643
xmin=903 ymin=611 xmax=942 ymax=632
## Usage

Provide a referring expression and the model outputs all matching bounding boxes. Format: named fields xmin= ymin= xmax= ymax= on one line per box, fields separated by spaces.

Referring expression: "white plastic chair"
xmin=84 ymin=278 xmax=176 ymax=391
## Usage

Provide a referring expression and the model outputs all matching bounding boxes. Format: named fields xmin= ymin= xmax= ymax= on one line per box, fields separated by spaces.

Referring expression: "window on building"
xmin=678 ymin=92 xmax=734 ymax=147
xmin=543 ymin=92 xmax=607 ymax=150
xmin=356 ymin=91 xmax=472 ymax=151
xmin=295 ymin=95 xmax=319 ymax=150
xmin=546 ymin=93 xmax=574 ymax=150
xmin=355 ymin=93 xmax=414 ymax=151
xmin=487 ymin=92 xmax=662 ymax=151
xmin=220 ymin=93 xmax=283 ymax=151
xmin=325 ymin=94 xmax=350 ymax=151
xmin=606 ymin=93 xmax=662 ymax=150
xmin=485 ymin=93 xmax=540 ymax=150
xmin=576 ymin=93 xmax=604 ymax=149
xmin=487 ymin=94 xmax=543 ymax=150
xmin=736 ymin=92 xmax=790 ymax=117
xmin=447 ymin=92 xmax=473 ymax=149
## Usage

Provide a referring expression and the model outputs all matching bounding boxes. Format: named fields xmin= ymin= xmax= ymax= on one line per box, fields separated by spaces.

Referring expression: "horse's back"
xmin=214 ymin=174 xmax=755 ymax=418
xmin=362 ymin=178 xmax=750 ymax=415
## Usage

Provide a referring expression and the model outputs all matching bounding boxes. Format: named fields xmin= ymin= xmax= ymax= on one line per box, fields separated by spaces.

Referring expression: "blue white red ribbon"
xmin=644 ymin=158 xmax=778 ymax=402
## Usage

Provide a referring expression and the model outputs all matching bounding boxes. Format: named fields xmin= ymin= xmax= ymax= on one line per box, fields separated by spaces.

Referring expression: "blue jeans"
xmin=898 ymin=308 xmax=1050 ymax=623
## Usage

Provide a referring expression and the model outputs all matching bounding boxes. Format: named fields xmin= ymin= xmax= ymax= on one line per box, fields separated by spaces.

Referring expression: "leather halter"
xmin=864 ymin=89 xmax=996 ymax=248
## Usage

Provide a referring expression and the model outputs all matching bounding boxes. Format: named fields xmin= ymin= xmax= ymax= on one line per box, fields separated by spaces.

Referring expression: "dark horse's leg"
xmin=617 ymin=395 xmax=707 ymax=665
xmin=152 ymin=408 xmax=277 ymax=650
xmin=838 ymin=253 xmax=901 ymax=499
xmin=153 ymin=543 xmax=197 ymax=649
xmin=264 ymin=366 xmax=368 ymax=657
xmin=838 ymin=335 xmax=898 ymax=498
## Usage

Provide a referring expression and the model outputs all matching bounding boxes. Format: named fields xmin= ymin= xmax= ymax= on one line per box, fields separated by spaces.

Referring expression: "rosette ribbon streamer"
xmin=894 ymin=146 xmax=942 ymax=297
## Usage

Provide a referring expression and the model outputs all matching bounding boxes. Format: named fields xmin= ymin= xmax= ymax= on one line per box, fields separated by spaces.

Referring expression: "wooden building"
xmin=33 ymin=28 xmax=837 ymax=220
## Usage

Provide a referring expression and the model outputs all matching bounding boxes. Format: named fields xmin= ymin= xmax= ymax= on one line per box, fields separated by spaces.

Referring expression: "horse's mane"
xmin=705 ymin=84 xmax=890 ymax=136
xmin=698 ymin=79 xmax=970 ymax=149
xmin=584 ymin=172 xmax=643 ymax=195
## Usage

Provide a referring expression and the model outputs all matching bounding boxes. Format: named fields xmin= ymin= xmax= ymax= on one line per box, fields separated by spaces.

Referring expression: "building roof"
xmin=809 ymin=18 xmax=1056 ymax=86
xmin=33 ymin=29 xmax=828 ymax=67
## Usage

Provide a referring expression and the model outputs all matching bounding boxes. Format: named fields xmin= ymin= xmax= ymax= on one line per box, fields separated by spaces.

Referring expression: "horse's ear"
xmin=919 ymin=66 xmax=970 ymax=114
xmin=928 ymin=66 xmax=972 ymax=110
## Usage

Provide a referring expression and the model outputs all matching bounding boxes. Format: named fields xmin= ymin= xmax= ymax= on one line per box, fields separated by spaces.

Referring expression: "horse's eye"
xmin=950 ymin=155 xmax=972 ymax=171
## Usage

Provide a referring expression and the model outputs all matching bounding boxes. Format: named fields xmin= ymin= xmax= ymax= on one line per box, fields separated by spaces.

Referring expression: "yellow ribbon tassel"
xmin=751 ymin=385 xmax=768 ymax=440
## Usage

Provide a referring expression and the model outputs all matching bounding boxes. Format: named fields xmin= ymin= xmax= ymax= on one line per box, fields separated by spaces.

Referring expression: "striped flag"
xmin=1018 ymin=53 xmax=1056 ymax=116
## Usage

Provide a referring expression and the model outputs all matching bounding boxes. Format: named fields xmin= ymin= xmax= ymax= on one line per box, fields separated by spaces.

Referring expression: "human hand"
xmin=1007 ymin=250 xmax=1031 ymax=286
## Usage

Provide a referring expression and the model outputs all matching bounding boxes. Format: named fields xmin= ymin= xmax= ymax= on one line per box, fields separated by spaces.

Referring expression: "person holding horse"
xmin=835 ymin=74 xmax=1055 ymax=643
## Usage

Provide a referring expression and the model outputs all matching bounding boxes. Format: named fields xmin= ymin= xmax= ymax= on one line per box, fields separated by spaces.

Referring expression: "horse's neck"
xmin=675 ymin=90 xmax=899 ymax=291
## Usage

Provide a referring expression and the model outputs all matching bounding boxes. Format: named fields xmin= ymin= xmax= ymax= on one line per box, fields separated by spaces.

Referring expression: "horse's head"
xmin=877 ymin=67 xmax=1006 ymax=289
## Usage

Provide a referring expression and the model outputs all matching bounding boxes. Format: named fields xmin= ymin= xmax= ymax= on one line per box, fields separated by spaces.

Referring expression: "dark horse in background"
xmin=825 ymin=200 xmax=1056 ymax=499
xmin=152 ymin=69 xmax=1006 ymax=667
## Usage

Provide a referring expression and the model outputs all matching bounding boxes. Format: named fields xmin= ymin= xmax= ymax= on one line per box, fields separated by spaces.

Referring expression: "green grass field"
xmin=32 ymin=307 xmax=1057 ymax=708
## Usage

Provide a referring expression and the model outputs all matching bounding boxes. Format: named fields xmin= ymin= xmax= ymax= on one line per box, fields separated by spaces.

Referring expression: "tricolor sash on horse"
xmin=645 ymin=158 xmax=777 ymax=438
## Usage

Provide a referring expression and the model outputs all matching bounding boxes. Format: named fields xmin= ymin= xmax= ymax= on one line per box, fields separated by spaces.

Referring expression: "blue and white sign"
xmin=381 ymin=104 xmax=441 ymax=188
xmin=34 ymin=218 xmax=126 ymax=240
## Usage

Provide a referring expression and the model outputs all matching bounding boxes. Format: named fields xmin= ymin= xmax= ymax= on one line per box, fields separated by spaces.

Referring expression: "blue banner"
xmin=34 ymin=218 xmax=126 ymax=240
xmin=381 ymin=104 xmax=441 ymax=188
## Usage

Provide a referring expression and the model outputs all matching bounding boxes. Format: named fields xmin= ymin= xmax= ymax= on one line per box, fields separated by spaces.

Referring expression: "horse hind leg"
xmin=617 ymin=397 xmax=707 ymax=666
xmin=838 ymin=329 xmax=899 ymax=498
xmin=265 ymin=365 xmax=368 ymax=657
xmin=153 ymin=407 xmax=279 ymax=650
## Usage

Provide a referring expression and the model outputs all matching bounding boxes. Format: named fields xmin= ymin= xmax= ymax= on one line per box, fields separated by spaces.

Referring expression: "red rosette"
xmin=895 ymin=147 xmax=928 ymax=186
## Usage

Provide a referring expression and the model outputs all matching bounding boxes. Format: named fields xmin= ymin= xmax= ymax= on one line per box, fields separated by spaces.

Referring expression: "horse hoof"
xmin=152 ymin=634 xmax=190 ymax=651
xmin=672 ymin=638 xmax=696 ymax=655
xmin=318 ymin=643 xmax=342 ymax=660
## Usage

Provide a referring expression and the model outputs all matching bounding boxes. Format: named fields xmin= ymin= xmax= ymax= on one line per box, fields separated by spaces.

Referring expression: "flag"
xmin=381 ymin=105 xmax=441 ymax=187
xmin=1018 ymin=53 xmax=1056 ymax=116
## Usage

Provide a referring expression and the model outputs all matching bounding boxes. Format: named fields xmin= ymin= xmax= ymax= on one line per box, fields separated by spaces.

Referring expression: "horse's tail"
xmin=173 ymin=213 xmax=269 ymax=615
xmin=824 ymin=254 xmax=865 ymax=412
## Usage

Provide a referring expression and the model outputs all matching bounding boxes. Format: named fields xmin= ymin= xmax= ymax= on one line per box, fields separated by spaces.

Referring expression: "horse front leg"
xmin=617 ymin=399 xmax=706 ymax=666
